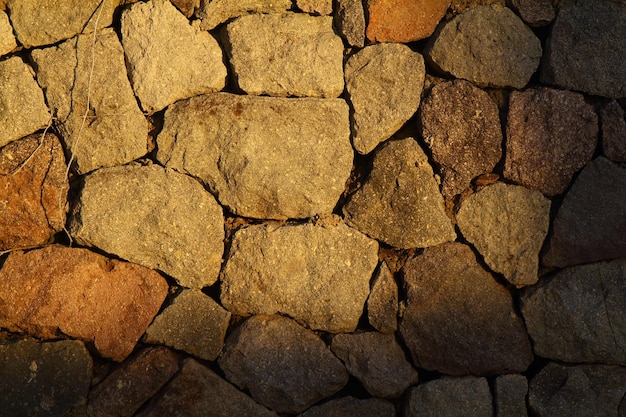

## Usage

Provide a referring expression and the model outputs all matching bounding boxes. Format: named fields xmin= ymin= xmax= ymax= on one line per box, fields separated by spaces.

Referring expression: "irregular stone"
xmin=331 ymin=332 xmax=418 ymax=398
xmin=300 ymin=397 xmax=396 ymax=417
xmin=87 ymin=347 xmax=180 ymax=417
xmin=601 ymin=100 xmax=626 ymax=162
xmin=528 ymin=363 xmax=626 ymax=417
xmin=399 ymin=242 xmax=533 ymax=375
xmin=6 ymin=0 xmax=117 ymax=47
xmin=296 ymin=0 xmax=332 ymax=14
xmin=343 ymin=138 xmax=456 ymax=249
xmin=542 ymin=157 xmax=626 ymax=267
xmin=404 ymin=377 xmax=493 ymax=417
xmin=170 ymin=0 xmax=197 ymax=16
xmin=419 ymin=79 xmax=502 ymax=198
xmin=0 ymin=57 xmax=50 ymax=148
xmin=456 ymin=182 xmax=550 ymax=287
xmin=520 ymin=259 xmax=626 ymax=364
xmin=504 ymin=87 xmax=598 ymax=196
xmin=219 ymin=315 xmax=349 ymax=414
xmin=31 ymin=29 xmax=148 ymax=174
xmin=221 ymin=221 xmax=378 ymax=333
xmin=144 ymin=290 xmax=231 ymax=361
xmin=425 ymin=5 xmax=542 ymax=88
xmin=0 ymin=133 xmax=68 ymax=251
xmin=137 ymin=358 xmax=278 ymax=417
xmin=495 ymin=375 xmax=529 ymax=417
xmin=0 ymin=9 xmax=16 ymax=55
xmin=365 ymin=0 xmax=450 ymax=43
xmin=509 ymin=0 xmax=555 ymax=26
xmin=157 ymin=93 xmax=352 ymax=220
xmin=541 ymin=0 xmax=626 ymax=98
xmin=335 ymin=0 xmax=366 ymax=47
xmin=69 ymin=164 xmax=224 ymax=289
xmin=367 ymin=262 xmax=398 ymax=333
xmin=0 ymin=339 xmax=92 ymax=417
xmin=449 ymin=0 xmax=503 ymax=14
xmin=197 ymin=0 xmax=291 ymax=30
xmin=223 ymin=13 xmax=344 ymax=98
xmin=0 ymin=245 xmax=168 ymax=361
xmin=345 ymin=44 xmax=425 ymax=154
xmin=120 ymin=0 xmax=226 ymax=114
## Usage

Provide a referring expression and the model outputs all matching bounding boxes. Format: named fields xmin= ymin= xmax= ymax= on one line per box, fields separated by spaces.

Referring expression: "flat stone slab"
xmin=0 ymin=245 xmax=168 ymax=361
xmin=221 ymin=221 xmax=379 ymax=333
xmin=31 ymin=28 xmax=148 ymax=174
xmin=223 ymin=13 xmax=344 ymax=98
xmin=197 ymin=0 xmax=291 ymax=30
xmin=69 ymin=164 xmax=224 ymax=289
xmin=301 ymin=396 xmax=396 ymax=417
xmin=157 ymin=93 xmax=352 ymax=220
xmin=120 ymin=0 xmax=226 ymax=113
xmin=404 ymin=377 xmax=493 ymax=417
xmin=0 ymin=9 xmax=16 ymax=55
xmin=367 ymin=262 xmax=398 ymax=333
xmin=365 ymin=0 xmax=449 ymax=42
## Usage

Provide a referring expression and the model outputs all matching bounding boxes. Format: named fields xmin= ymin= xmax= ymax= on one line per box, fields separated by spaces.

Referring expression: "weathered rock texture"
xmin=521 ymin=259 xmax=626 ymax=365
xmin=31 ymin=29 xmax=148 ymax=174
xmin=221 ymin=221 xmax=378 ymax=333
xmin=419 ymin=79 xmax=502 ymax=198
xmin=69 ymin=164 xmax=224 ymax=289
xmin=404 ymin=377 xmax=493 ymax=417
xmin=343 ymin=138 xmax=456 ymax=249
xmin=296 ymin=0 xmax=332 ymax=15
xmin=0 ymin=9 xmax=16 ymax=55
xmin=219 ymin=315 xmax=349 ymax=414
xmin=456 ymin=182 xmax=551 ymax=287
xmin=400 ymin=242 xmax=533 ymax=375
xmin=541 ymin=0 xmax=626 ymax=98
xmin=504 ymin=87 xmax=598 ymax=196
xmin=0 ymin=245 xmax=168 ymax=361
xmin=197 ymin=0 xmax=291 ymax=30
xmin=0 ymin=133 xmax=68 ymax=251
xmin=157 ymin=93 xmax=352 ymax=220
xmin=223 ymin=13 xmax=344 ymax=98
xmin=601 ymin=100 xmax=626 ymax=162
xmin=335 ymin=0 xmax=365 ymax=47
xmin=509 ymin=0 xmax=555 ymax=26
xmin=494 ymin=375 xmax=529 ymax=417
xmin=367 ymin=262 xmax=398 ymax=333
xmin=425 ymin=5 xmax=542 ymax=88
xmin=301 ymin=396 xmax=396 ymax=417
xmin=345 ymin=44 xmax=425 ymax=154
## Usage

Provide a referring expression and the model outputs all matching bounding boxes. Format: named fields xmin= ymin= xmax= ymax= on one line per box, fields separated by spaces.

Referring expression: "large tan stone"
xmin=0 ymin=9 xmax=16 ymax=55
xmin=197 ymin=0 xmax=291 ymax=30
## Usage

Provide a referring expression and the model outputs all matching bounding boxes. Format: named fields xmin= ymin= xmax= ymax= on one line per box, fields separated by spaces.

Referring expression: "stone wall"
xmin=0 ymin=0 xmax=625 ymax=416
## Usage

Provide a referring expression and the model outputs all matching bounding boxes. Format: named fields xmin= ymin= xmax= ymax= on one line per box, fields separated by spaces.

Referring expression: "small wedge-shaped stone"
xmin=367 ymin=262 xmax=398 ymax=333
xmin=335 ymin=0 xmax=366 ymax=47
xmin=31 ymin=29 xmax=148 ymax=174
xmin=223 ymin=13 xmax=343 ymax=98
xmin=221 ymin=221 xmax=378 ymax=333
xmin=121 ymin=0 xmax=226 ymax=113
xmin=457 ymin=182 xmax=550 ymax=287
xmin=157 ymin=93 xmax=352 ymax=220
xmin=69 ymin=164 xmax=224 ymax=288
xmin=495 ymin=375 xmax=529 ymax=417
xmin=0 ymin=10 xmax=16 ymax=56
xmin=404 ymin=377 xmax=493 ymax=417
xmin=346 ymin=44 xmax=425 ymax=154
xmin=197 ymin=0 xmax=292 ymax=30
xmin=343 ymin=138 xmax=455 ymax=249
xmin=0 ymin=245 xmax=168 ymax=361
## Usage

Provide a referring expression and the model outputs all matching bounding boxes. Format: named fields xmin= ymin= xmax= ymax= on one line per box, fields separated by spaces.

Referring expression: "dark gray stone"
xmin=509 ymin=0 xmax=555 ymax=26
xmin=601 ymin=100 xmax=626 ymax=162
xmin=495 ymin=374 xmax=528 ymax=417
xmin=335 ymin=0 xmax=365 ymax=47
xmin=300 ymin=397 xmax=396 ymax=417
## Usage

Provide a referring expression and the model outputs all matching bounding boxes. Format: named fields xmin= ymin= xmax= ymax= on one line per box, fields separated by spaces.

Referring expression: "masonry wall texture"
xmin=0 ymin=0 xmax=625 ymax=416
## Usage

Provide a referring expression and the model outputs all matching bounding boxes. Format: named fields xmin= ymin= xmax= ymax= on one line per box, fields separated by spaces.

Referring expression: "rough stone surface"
xmin=87 ymin=347 xmax=180 ymax=417
xmin=400 ymin=242 xmax=533 ymax=375
xmin=528 ymin=363 xmax=626 ymax=417
xmin=0 ymin=57 xmax=50 ymax=148
xmin=449 ymin=0 xmax=504 ymax=13
xmin=170 ymin=0 xmax=198 ymax=16
xmin=69 ymin=164 xmax=224 ymax=289
xmin=495 ymin=375 xmax=529 ymax=417
xmin=0 ymin=245 xmax=168 ymax=361
xmin=0 ymin=339 xmax=92 ymax=417
xmin=345 ymin=44 xmax=425 ymax=154
xmin=520 ymin=259 xmax=626 ymax=365
xmin=335 ymin=0 xmax=365 ymax=47
xmin=197 ymin=0 xmax=291 ymax=30
xmin=504 ymin=87 xmax=598 ymax=196
xmin=137 ymin=358 xmax=278 ymax=417
xmin=542 ymin=157 xmax=626 ymax=267
xmin=456 ymin=182 xmax=551 ymax=287
xmin=367 ymin=262 xmax=398 ymax=333
xmin=296 ymin=0 xmax=332 ymax=14
xmin=0 ymin=133 xmax=68 ymax=251
xmin=223 ymin=13 xmax=344 ymax=98
xmin=31 ymin=29 xmax=148 ymax=174
xmin=601 ymin=100 xmax=626 ymax=162
xmin=404 ymin=377 xmax=493 ymax=417
xmin=300 ymin=397 xmax=396 ymax=417
xmin=365 ymin=0 xmax=450 ymax=43
xmin=510 ymin=0 xmax=555 ymax=26
xmin=6 ymin=0 xmax=117 ymax=47
xmin=425 ymin=5 xmax=542 ymax=88
xmin=144 ymin=290 xmax=231 ymax=361
xmin=219 ymin=315 xmax=349 ymax=414
xmin=121 ymin=0 xmax=226 ymax=114
xmin=331 ymin=332 xmax=418 ymax=398
xmin=0 ymin=9 xmax=16 ymax=55
xmin=343 ymin=138 xmax=456 ymax=249
xmin=157 ymin=93 xmax=352 ymax=220
xmin=541 ymin=0 xmax=626 ymax=98
xmin=221 ymin=221 xmax=378 ymax=333
xmin=419 ymin=79 xmax=502 ymax=198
